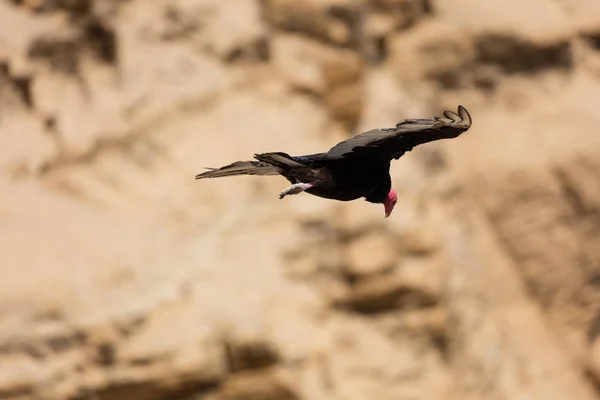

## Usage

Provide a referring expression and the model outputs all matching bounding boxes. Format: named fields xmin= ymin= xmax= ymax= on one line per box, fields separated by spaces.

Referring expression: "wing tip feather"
xmin=434 ymin=105 xmax=472 ymax=129
xmin=457 ymin=105 xmax=472 ymax=127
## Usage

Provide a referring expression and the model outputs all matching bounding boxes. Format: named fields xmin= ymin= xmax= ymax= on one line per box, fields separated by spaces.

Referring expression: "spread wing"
xmin=325 ymin=105 xmax=472 ymax=161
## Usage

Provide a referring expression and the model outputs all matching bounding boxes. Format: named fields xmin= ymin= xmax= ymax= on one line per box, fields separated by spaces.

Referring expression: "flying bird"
xmin=195 ymin=105 xmax=472 ymax=218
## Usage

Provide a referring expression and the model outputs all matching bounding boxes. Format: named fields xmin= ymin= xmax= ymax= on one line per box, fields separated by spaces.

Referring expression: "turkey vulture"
xmin=195 ymin=105 xmax=472 ymax=218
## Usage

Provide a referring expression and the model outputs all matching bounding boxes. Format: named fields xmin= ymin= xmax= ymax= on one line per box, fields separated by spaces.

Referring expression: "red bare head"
xmin=384 ymin=188 xmax=397 ymax=218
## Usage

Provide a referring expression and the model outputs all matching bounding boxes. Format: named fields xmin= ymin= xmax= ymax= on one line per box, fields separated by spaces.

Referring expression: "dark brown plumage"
xmin=195 ymin=105 xmax=472 ymax=217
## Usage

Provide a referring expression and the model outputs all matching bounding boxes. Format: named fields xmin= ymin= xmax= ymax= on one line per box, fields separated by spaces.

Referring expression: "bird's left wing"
xmin=325 ymin=105 xmax=472 ymax=161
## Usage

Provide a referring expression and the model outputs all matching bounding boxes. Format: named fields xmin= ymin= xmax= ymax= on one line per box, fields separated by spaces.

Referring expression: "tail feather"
xmin=253 ymin=152 xmax=306 ymax=170
xmin=195 ymin=160 xmax=279 ymax=179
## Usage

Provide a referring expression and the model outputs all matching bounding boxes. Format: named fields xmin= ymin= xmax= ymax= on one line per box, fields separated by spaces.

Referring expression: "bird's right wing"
xmin=325 ymin=105 xmax=472 ymax=161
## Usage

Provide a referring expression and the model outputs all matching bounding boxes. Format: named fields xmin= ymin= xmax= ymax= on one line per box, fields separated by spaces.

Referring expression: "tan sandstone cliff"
xmin=2 ymin=0 xmax=600 ymax=399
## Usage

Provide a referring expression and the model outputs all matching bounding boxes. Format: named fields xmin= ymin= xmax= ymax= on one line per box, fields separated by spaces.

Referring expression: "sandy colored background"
xmin=2 ymin=0 xmax=600 ymax=399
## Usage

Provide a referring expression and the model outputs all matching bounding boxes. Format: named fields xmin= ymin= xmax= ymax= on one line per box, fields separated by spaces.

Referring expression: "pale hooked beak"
xmin=384 ymin=203 xmax=394 ymax=218
xmin=384 ymin=188 xmax=397 ymax=218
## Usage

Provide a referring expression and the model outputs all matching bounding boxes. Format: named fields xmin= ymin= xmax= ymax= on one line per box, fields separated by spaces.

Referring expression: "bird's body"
xmin=195 ymin=106 xmax=472 ymax=218
xmin=283 ymin=154 xmax=391 ymax=202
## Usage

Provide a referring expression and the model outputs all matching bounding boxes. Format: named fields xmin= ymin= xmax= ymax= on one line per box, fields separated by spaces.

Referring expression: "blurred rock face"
xmin=2 ymin=0 xmax=600 ymax=399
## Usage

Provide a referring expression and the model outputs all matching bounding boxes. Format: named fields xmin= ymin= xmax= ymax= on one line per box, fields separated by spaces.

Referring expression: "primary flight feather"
xmin=195 ymin=105 xmax=472 ymax=218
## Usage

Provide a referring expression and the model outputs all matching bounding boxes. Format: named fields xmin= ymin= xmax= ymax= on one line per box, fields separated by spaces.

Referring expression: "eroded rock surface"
xmin=2 ymin=0 xmax=600 ymax=399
